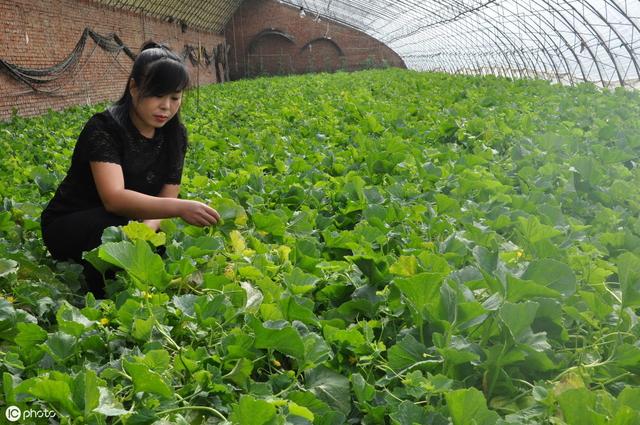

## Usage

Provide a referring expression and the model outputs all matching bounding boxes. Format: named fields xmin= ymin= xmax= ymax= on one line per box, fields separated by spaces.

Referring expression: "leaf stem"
xmin=159 ymin=405 xmax=227 ymax=421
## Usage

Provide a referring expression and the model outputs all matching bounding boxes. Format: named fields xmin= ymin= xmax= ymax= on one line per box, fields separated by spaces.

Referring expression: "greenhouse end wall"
xmin=226 ymin=0 xmax=405 ymax=79
xmin=0 ymin=0 xmax=224 ymax=120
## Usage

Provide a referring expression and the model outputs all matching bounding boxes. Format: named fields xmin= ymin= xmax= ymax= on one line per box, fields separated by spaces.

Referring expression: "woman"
xmin=41 ymin=42 xmax=219 ymax=297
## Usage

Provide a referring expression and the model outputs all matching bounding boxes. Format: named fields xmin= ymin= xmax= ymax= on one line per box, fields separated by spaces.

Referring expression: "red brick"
xmin=0 ymin=0 xmax=224 ymax=119
xmin=226 ymin=0 xmax=405 ymax=79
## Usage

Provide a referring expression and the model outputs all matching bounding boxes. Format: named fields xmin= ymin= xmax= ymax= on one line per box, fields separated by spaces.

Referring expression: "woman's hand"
xmin=178 ymin=200 xmax=220 ymax=226
xmin=142 ymin=219 xmax=162 ymax=232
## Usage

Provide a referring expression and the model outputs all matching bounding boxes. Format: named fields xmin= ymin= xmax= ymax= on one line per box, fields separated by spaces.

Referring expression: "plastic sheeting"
xmin=281 ymin=0 xmax=640 ymax=87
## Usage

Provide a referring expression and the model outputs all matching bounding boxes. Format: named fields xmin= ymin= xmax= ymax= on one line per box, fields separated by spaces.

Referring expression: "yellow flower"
xmin=5 ymin=296 xmax=15 ymax=303
xmin=272 ymin=359 xmax=282 ymax=367
xmin=516 ymin=250 xmax=524 ymax=259
xmin=99 ymin=318 xmax=110 ymax=326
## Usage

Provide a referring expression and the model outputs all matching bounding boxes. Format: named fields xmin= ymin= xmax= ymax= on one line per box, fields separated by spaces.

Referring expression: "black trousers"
xmin=41 ymin=207 xmax=129 ymax=298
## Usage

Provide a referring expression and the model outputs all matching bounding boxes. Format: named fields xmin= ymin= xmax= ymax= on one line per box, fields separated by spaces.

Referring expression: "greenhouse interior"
xmin=1 ymin=0 xmax=640 ymax=424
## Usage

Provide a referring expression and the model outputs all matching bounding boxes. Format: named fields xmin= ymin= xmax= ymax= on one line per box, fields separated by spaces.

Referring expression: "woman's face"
xmin=130 ymin=82 xmax=182 ymax=137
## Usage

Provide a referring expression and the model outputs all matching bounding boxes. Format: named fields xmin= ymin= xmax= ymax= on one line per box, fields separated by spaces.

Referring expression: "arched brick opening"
xmin=297 ymin=37 xmax=344 ymax=72
xmin=247 ymin=29 xmax=297 ymax=76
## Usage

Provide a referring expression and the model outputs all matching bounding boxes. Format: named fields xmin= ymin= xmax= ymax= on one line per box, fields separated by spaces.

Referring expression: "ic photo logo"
xmin=5 ymin=406 xmax=21 ymax=422
xmin=4 ymin=405 xmax=57 ymax=422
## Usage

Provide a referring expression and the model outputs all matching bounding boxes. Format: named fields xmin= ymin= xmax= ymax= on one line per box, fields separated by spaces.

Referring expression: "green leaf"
xmin=250 ymin=317 xmax=305 ymax=360
xmin=279 ymin=296 xmax=319 ymax=326
xmin=81 ymin=370 xmax=100 ymax=417
xmin=254 ymin=212 xmax=286 ymax=237
xmin=616 ymin=252 xmax=640 ymax=308
xmin=183 ymin=235 xmax=225 ymax=257
xmin=30 ymin=378 xmax=82 ymax=417
xmin=14 ymin=322 xmax=47 ymax=349
xmin=93 ymin=387 xmax=129 ymax=416
xmin=122 ymin=359 xmax=173 ymax=399
xmin=610 ymin=407 xmax=640 ymax=425
xmin=172 ymin=294 xmax=198 ymax=318
xmin=0 ymin=258 xmax=18 ymax=277
xmin=498 ymin=301 xmax=539 ymax=340
xmin=617 ymin=386 xmax=640 ymax=409
xmin=230 ymin=395 xmax=277 ymax=425
xmin=83 ymin=248 xmax=113 ymax=275
xmin=131 ymin=316 xmax=155 ymax=342
xmin=305 ymin=366 xmax=351 ymax=416
xmin=445 ymin=388 xmax=500 ymax=425
xmin=141 ymin=349 xmax=171 ymax=371
xmin=284 ymin=268 xmax=320 ymax=295
xmin=522 ymin=259 xmax=577 ymax=297
xmin=349 ymin=254 xmax=390 ymax=286
xmin=224 ymin=358 xmax=253 ymax=388
xmin=438 ymin=335 xmax=481 ymax=365
xmin=517 ymin=216 xmax=562 ymax=243
xmin=387 ymin=334 xmax=429 ymax=372
xmin=0 ymin=299 xmax=17 ymax=335
xmin=323 ymin=325 xmax=367 ymax=354
xmin=435 ymin=194 xmax=461 ymax=216
xmin=0 ymin=211 xmax=13 ymax=232
xmin=3 ymin=372 xmax=16 ymax=404
xmin=241 ymin=281 xmax=263 ymax=313
xmin=216 ymin=197 xmax=248 ymax=227
xmin=2 ymin=352 xmax=24 ymax=373
xmin=302 ymin=332 xmax=333 ymax=370
xmin=42 ymin=332 xmax=77 ymax=363
xmin=613 ymin=344 xmax=640 ymax=372
xmin=394 ymin=273 xmax=444 ymax=326
xmin=288 ymin=401 xmax=315 ymax=421
xmin=351 ymin=373 xmax=375 ymax=404
xmin=56 ymin=301 xmax=94 ymax=337
xmin=506 ymin=274 xmax=562 ymax=302
xmin=472 ymin=246 xmax=498 ymax=274
xmin=288 ymin=209 xmax=316 ymax=235
xmin=287 ymin=390 xmax=344 ymax=424
xmin=194 ymin=294 xmax=229 ymax=326
xmin=557 ymin=388 xmax=607 ymax=425
xmin=98 ymin=240 xmax=170 ymax=290
xmin=390 ymin=401 xmax=430 ymax=425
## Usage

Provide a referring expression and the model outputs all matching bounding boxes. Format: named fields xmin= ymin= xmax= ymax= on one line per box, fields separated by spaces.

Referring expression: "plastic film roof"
xmin=93 ymin=0 xmax=243 ymax=33
xmin=281 ymin=0 xmax=640 ymax=87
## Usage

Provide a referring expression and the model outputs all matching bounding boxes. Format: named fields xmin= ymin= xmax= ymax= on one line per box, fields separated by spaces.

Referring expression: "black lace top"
xmin=41 ymin=108 xmax=187 ymax=225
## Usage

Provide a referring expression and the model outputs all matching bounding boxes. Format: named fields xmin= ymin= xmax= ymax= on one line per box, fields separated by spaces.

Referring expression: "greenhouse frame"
xmin=94 ymin=0 xmax=640 ymax=87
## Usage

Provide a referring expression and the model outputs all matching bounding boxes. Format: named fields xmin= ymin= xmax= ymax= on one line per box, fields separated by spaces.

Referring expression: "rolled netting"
xmin=0 ymin=28 xmax=223 ymax=93
xmin=0 ymin=29 xmax=135 ymax=92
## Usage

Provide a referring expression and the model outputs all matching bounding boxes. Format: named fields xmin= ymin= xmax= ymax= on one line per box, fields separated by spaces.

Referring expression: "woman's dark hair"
xmin=109 ymin=41 xmax=190 ymax=140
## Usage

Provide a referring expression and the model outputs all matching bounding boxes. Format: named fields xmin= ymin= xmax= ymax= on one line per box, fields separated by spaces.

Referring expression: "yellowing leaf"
xmin=230 ymin=230 xmax=246 ymax=254
xmin=122 ymin=221 xmax=166 ymax=247
xmin=389 ymin=255 xmax=418 ymax=276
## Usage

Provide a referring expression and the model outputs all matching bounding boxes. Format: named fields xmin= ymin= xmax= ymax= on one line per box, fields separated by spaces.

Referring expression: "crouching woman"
xmin=41 ymin=42 xmax=219 ymax=297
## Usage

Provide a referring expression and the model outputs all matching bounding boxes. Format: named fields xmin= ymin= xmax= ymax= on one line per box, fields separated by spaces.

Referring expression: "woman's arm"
xmin=91 ymin=162 xmax=219 ymax=226
xmin=142 ymin=184 xmax=180 ymax=231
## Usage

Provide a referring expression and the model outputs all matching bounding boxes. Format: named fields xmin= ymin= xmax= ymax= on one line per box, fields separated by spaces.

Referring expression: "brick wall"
xmin=226 ymin=0 xmax=405 ymax=79
xmin=0 ymin=0 xmax=225 ymax=120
